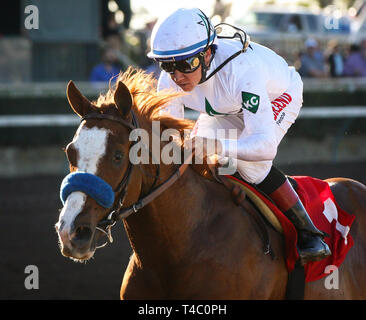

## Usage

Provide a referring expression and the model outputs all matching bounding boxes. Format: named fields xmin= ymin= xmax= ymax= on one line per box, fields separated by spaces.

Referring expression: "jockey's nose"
xmin=173 ymin=70 xmax=185 ymax=81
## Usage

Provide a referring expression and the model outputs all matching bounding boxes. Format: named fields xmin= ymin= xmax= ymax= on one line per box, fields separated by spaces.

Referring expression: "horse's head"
xmin=56 ymin=68 xmax=197 ymax=262
xmin=56 ymin=80 xmax=140 ymax=261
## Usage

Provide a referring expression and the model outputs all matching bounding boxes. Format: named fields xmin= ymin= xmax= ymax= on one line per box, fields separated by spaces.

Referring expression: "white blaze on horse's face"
xmin=58 ymin=191 xmax=86 ymax=233
xmin=57 ymin=125 xmax=111 ymax=236
xmin=74 ymin=125 xmax=111 ymax=173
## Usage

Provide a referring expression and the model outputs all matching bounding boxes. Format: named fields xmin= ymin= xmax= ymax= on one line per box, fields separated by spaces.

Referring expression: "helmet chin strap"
xmin=198 ymin=24 xmax=251 ymax=85
xmin=198 ymin=48 xmax=215 ymax=84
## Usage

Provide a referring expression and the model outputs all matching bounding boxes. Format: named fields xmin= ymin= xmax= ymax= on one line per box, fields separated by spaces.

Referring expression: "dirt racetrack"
xmin=1 ymin=161 xmax=365 ymax=300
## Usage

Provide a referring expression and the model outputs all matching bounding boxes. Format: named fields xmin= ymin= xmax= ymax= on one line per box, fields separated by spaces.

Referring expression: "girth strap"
xmin=211 ymin=169 xmax=275 ymax=259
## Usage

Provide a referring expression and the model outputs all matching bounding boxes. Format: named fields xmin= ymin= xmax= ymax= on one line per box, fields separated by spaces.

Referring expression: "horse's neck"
xmin=122 ymin=165 xmax=216 ymax=268
xmin=121 ymin=117 xmax=252 ymax=271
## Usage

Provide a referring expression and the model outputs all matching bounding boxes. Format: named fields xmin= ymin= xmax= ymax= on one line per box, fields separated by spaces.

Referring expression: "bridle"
xmin=80 ymin=111 xmax=193 ymax=248
xmin=78 ymin=111 xmax=273 ymax=258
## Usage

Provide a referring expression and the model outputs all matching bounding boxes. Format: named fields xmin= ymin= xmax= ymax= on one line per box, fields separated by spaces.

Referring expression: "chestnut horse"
xmin=56 ymin=68 xmax=366 ymax=299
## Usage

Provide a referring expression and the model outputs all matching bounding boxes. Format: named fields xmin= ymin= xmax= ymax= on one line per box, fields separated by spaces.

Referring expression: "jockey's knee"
xmin=236 ymin=160 xmax=272 ymax=185
xmin=256 ymin=165 xmax=287 ymax=194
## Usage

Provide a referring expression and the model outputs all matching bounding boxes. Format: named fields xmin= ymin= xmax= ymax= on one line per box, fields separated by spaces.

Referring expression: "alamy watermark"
xmin=24 ymin=5 xmax=39 ymax=30
xmin=128 ymin=121 xmax=238 ymax=175
xmin=324 ymin=264 xmax=339 ymax=290
xmin=22 ymin=263 xmax=341 ymax=292
xmin=24 ymin=265 xmax=39 ymax=290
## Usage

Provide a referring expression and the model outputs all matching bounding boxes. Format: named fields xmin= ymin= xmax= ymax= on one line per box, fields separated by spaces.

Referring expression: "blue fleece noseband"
xmin=60 ymin=172 xmax=115 ymax=208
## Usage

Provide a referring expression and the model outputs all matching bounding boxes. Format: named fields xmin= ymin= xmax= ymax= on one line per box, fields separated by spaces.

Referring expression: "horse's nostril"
xmin=76 ymin=225 xmax=92 ymax=239
xmin=71 ymin=225 xmax=93 ymax=248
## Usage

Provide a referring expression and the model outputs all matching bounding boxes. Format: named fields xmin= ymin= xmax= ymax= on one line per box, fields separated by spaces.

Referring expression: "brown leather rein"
xmin=80 ymin=112 xmax=194 ymax=247
xmin=81 ymin=112 xmax=272 ymax=257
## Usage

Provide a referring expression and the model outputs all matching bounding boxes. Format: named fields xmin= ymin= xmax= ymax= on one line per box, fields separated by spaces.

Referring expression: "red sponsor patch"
xmin=271 ymin=93 xmax=292 ymax=120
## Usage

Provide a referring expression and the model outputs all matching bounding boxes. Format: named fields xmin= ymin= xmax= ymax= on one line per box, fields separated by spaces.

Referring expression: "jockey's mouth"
xmin=176 ymin=81 xmax=195 ymax=91
xmin=177 ymin=82 xmax=189 ymax=88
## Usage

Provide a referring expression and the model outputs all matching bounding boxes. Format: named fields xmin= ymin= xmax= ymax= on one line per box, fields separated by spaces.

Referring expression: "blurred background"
xmin=0 ymin=0 xmax=365 ymax=299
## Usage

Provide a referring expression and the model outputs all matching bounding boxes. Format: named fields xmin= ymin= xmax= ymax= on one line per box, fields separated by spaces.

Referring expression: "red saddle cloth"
xmin=227 ymin=175 xmax=355 ymax=282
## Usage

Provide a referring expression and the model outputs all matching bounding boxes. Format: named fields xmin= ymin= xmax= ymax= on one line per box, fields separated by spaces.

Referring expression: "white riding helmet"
xmin=147 ymin=8 xmax=217 ymax=61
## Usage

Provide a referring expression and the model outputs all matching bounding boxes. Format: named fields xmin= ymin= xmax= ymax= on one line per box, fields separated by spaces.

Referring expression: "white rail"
xmin=0 ymin=107 xmax=366 ymax=127
xmin=299 ymin=107 xmax=366 ymax=119
xmin=1 ymin=78 xmax=366 ymax=97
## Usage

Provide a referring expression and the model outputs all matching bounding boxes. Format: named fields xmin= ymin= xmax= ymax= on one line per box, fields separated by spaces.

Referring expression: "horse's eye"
xmin=113 ymin=150 xmax=123 ymax=163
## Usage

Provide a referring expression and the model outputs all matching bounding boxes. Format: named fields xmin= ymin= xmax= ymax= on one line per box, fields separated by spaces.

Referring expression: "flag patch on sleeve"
xmin=241 ymin=92 xmax=260 ymax=113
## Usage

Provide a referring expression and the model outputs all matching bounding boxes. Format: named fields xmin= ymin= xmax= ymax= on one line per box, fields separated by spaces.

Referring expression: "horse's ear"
xmin=114 ymin=81 xmax=132 ymax=118
xmin=66 ymin=80 xmax=94 ymax=117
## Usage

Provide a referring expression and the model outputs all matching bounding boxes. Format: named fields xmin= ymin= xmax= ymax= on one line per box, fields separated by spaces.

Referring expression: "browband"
xmin=81 ymin=113 xmax=137 ymax=131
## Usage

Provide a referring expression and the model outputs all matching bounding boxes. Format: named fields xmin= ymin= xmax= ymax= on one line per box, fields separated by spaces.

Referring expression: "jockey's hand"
xmin=185 ymin=136 xmax=223 ymax=164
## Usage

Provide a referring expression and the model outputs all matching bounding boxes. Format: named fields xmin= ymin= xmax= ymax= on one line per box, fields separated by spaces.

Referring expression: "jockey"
xmin=147 ymin=7 xmax=331 ymax=264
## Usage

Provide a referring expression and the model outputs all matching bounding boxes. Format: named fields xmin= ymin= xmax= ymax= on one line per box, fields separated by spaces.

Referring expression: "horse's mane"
xmin=94 ymin=67 xmax=194 ymax=134
xmin=94 ymin=67 xmax=214 ymax=179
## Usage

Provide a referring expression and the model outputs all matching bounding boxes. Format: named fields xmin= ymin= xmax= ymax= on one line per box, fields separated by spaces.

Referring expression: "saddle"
xmin=218 ymin=171 xmax=355 ymax=280
xmin=192 ymin=162 xmax=354 ymax=283
xmin=228 ymin=172 xmax=293 ymax=233
xmin=192 ymin=163 xmax=288 ymax=234
xmin=210 ymin=170 xmax=284 ymax=260
xmin=192 ymin=163 xmax=290 ymax=260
